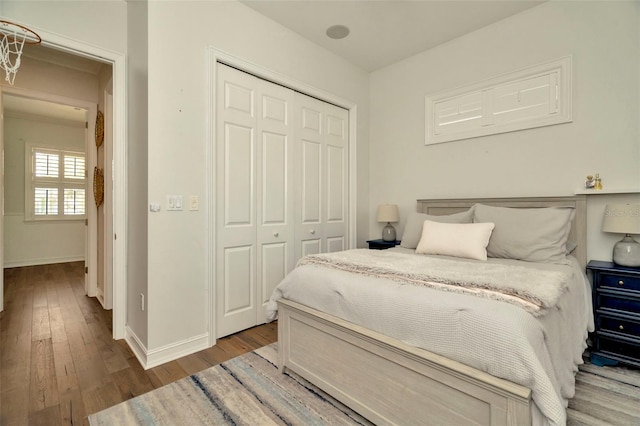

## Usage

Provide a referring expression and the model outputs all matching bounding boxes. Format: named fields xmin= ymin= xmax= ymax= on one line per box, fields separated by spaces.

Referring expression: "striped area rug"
xmin=568 ymin=360 xmax=640 ymax=426
xmin=89 ymin=343 xmax=640 ymax=425
xmin=88 ymin=343 xmax=372 ymax=425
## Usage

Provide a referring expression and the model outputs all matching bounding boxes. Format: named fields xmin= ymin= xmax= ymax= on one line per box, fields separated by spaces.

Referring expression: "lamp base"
xmin=612 ymin=235 xmax=640 ymax=267
xmin=382 ymin=222 xmax=396 ymax=242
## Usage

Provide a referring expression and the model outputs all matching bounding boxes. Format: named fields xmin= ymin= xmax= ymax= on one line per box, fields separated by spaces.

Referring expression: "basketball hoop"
xmin=0 ymin=20 xmax=41 ymax=85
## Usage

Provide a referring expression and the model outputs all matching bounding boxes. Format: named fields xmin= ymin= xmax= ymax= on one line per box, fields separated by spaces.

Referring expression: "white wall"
xmin=0 ymin=1 xmax=127 ymax=54
xmin=3 ymin=114 xmax=85 ymax=266
xmin=126 ymin=0 xmax=149 ymax=350
xmin=145 ymin=1 xmax=370 ymax=351
xmin=369 ymin=1 xmax=640 ymax=262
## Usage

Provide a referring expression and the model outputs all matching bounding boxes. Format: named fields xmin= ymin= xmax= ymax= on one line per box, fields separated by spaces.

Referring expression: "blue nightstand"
xmin=587 ymin=260 xmax=640 ymax=368
xmin=366 ymin=239 xmax=401 ymax=250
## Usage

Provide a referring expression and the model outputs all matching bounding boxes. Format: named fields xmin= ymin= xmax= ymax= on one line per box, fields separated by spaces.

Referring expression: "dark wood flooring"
xmin=0 ymin=261 xmax=277 ymax=425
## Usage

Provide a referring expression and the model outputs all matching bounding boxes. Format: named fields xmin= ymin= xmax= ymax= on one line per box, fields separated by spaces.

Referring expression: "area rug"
xmin=88 ymin=343 xmax=372 ymax=425
xmin=89 ymin=343 xmax=640 ymax=425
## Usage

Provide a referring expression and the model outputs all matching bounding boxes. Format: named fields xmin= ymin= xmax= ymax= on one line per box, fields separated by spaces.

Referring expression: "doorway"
xmin=0 ymin=33 xmax=126 ymax=340
xmin=2 ymin=92 xmax=91 ymax=275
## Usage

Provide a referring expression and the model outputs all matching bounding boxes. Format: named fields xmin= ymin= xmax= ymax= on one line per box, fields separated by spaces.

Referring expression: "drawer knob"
xmin=619 ymin=324 xmax=625 ymax=331
xmin=618 ymin=280 xmax=624 ymax=286
xmin=273 ymin=232 xmax=279 ymax=237
xmin=310 ymin=229 xmax=316 ymax=234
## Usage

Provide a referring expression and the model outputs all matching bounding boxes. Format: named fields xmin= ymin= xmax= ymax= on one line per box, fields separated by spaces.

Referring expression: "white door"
xmin=294 ymin=93 xmax=348 ymax=262
xmin=216 ymin=64 xmax=294 ymax=337
xmin=323 ymin=102 xmax=349 ymax=253
xmin=255 ymin=78 xmax=295 ymax=324
xmin=294 ymin=94 xmax=324 ymax=259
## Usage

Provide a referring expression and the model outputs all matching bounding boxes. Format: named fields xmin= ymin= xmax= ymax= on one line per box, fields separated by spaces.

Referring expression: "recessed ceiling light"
xmin=326 ymin=25 xmax=350 ymax=40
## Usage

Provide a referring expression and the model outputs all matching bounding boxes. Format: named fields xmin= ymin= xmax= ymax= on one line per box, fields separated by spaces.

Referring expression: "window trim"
xmin=25 ymin=142 xmax=87 ymax=222
xmin=425 ymin=56 xmax=572 ymax=145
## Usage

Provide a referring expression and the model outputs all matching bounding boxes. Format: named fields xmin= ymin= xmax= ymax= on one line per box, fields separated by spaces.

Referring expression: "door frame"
xmin=0 ymin=25 xmax=127 ymax=340
xmin=206 ymin=48 xmax=358 ymax=346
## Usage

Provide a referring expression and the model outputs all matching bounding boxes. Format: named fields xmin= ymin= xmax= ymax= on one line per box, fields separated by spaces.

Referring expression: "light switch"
xmin=167 ymin=195 xmax=183 ymax=211
xmin=149 ymin=203 xmax=161 ymax=212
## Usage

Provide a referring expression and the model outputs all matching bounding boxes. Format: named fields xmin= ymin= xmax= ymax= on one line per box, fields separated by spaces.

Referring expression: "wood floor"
xmin=0 ymin=262 xmax=277 ymax=426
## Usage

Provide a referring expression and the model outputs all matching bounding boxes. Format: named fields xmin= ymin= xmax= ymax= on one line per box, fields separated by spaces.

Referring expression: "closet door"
xmin=294 ymin=93 xmax=348 ymax=262
xmin=255 ymin=79 xmax=295 ymax=324
xmin=295 ymin=94 xmax=324 ymax=258
xmin=216 ymin=64 xmax=258 ymax=338
xmin=216 ymin=64 xmax=294 ymax=337
xmin=323 ymin=102 xmax=348 ymax=253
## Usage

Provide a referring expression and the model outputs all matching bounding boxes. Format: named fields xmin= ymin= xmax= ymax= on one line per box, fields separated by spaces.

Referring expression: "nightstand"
xmin=366 ymin=239 xmax=401 ymax=250
xmin=587 ymin=260 xmax=640 ymax=367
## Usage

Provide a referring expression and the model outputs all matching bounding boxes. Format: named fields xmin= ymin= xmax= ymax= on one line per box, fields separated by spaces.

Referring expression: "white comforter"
xmin=266 ymin=248 xmax=594 ymax=426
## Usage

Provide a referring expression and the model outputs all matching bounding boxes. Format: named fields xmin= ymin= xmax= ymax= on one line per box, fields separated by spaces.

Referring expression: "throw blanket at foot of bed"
xmin=297 ymin=249 xmax=571 ymax=316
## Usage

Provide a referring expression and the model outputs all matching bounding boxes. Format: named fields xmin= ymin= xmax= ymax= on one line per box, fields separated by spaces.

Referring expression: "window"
xmin=425 ymin=57 xmax=572 ymax=145
xmin=26 ymin=144 xmax=86 ymax=220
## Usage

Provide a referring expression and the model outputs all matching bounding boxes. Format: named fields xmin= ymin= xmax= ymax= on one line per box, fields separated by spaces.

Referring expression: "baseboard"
xmin=125 ymin=326 xmax=149 ymax=369
xmin=4 ymin=256 xmax=85 ymax=268
xmin=124 ymin=327 xmax=210 ymax=370
xmin=145 ymin=333 xmax=210 ymax=369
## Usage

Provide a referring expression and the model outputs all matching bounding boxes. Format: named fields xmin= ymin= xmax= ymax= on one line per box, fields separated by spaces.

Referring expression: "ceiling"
xmin=2 ymin=1 xmax=544 ymax=121
xmin=240 ymin=0 xmax=544 ymax=72
xmin=3 ymin=94 xmax=87 ymax=123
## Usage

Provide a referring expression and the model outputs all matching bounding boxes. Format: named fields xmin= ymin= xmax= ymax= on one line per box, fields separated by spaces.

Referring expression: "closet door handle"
xmin=310 ymin=229 xmax=316 ymax=235
xmin=273 ymin=232 xmax=279 ymax=238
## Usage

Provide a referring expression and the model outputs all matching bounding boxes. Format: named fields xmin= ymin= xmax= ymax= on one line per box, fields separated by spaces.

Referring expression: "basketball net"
xmin=0 ymin=20 xmax=41 ymax=85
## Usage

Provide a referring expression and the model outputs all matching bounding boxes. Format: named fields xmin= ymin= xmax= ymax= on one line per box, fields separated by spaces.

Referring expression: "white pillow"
xmin=400 ymin=207 xmax=475 ymax=249
xmin=415 ymin=220 xmax=495 ymax=261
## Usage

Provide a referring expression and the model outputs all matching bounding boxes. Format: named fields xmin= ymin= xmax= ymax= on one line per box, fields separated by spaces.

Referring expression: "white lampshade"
xmin=602 ymin=204 xmax=640 ymax=234
xmin=377 ymin=204 xmax=399 ymax=223
xmin=602 ymin=204 xmax=640 ymax=267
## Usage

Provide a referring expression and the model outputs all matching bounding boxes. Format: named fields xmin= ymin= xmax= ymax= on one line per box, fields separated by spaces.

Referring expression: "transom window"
xmin=26 ymin=144 xmax=86 ymax=220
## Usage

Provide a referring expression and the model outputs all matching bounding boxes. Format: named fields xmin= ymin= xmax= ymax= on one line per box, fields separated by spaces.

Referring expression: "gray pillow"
xmin=400 ymin=207 xmax=474 ymax=249
xmin=473 ymin=204 xmax=575 ymax=264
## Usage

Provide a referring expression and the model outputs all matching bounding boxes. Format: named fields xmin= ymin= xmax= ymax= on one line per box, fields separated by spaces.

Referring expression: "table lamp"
xmin=377 ymin=204 xmax=399 ymax=242
xmin=602 ymin=204 xmax=640 ymax=267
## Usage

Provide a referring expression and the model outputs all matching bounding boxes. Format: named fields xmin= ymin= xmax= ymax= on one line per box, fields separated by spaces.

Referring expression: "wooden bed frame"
xmin=277 ymin=196 xmax=587 ymax=425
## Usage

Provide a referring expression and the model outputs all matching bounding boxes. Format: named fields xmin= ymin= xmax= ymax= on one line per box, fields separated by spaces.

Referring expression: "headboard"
xmin=416 ymin=196 xmax=587 ymax=269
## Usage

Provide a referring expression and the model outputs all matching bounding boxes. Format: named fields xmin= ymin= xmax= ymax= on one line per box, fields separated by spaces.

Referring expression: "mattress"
xmin=267 ymin=248 xmax=594 ymax=426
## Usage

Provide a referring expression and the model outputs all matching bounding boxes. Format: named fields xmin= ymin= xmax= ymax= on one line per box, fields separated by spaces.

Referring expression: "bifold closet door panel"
xmin=294 ymin=94 xmax=324 ymax=260
xmin=216 ymin=64 xmax=259 ymax=337
xmin=256 ymin=78 xmax=295 ymax=324
xmin=294 ymin=93 xmax=349 ymax=262
xmin=323 ymin=103 xmax=348 ymax=254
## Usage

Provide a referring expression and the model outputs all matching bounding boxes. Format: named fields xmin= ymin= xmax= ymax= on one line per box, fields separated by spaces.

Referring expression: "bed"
xmin=267 ymin=196 xmax=592 ymax=426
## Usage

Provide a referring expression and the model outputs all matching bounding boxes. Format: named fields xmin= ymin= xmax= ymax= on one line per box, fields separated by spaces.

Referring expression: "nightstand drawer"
xmin=598 ymin=315 xmax=640 ymax=338
xmin=597 ymin=293 xmax=640 ymax=314
xmin=597 ymin=335 xmax=640 ymax=360
xmin=600 ymin=273 xmax=640 ymax=292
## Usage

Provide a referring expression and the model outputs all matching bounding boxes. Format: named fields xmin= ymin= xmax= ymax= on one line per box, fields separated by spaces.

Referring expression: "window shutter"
xmin=34 ymin=187 xmax=59 ymax=215
xmin=34 ymin=152 xmax=59 ymax=178
xmin=64 ymin=155 xmax=85 ymax=179
xmin=64 ymin=188 xmax=86 ymax=215
xmin=425 ymin=57 xmax=571 ymax=145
